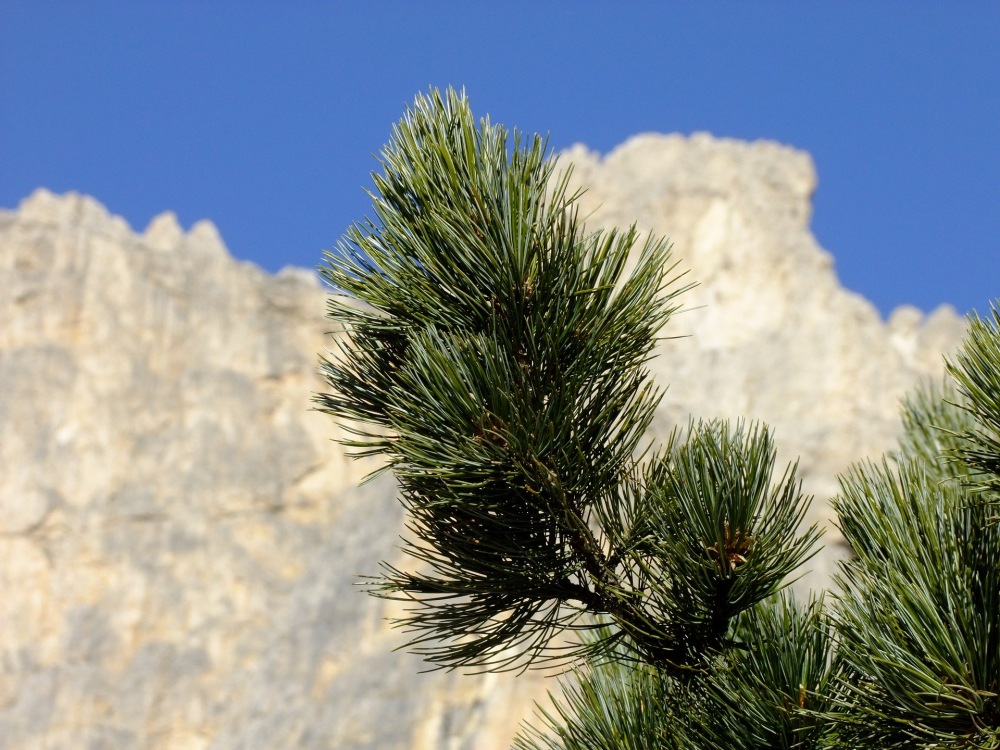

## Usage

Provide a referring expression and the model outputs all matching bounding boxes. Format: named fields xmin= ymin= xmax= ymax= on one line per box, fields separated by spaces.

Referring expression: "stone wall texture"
xmin=0 ymin=133 xmax=966 ymax=749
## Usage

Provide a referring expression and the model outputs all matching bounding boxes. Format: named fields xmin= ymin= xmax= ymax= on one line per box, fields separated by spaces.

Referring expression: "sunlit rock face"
xmin=0 ymin=133 xmax=964 ymax=749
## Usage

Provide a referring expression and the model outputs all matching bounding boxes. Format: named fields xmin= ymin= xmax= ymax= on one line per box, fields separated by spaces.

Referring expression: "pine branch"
xmin=318 ymin=89 xmax=821 ymax=675
xmin=949 ymin=302 xmax=1000 ymax=504
xmin=515 ymin=593 xmax=839 ymax=750
xmin=830 ymin=440 xmax=1000 ymax=745
xmin=318 ymin=88 xmax=691 ymax=671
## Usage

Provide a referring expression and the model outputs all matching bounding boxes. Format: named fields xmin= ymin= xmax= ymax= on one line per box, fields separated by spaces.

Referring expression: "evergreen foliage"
xmin=317 ymin=88 xmax=1000 ymax=748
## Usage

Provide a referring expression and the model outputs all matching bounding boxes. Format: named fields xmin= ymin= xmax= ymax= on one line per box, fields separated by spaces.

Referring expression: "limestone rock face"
xmin=0 ymin=189 xmax=494 ymax=750
xmin=0 ymin=132 xmax=965 ymax=750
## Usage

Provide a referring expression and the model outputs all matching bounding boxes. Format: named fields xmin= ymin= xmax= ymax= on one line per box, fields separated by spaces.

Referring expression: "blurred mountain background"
xmin=0 ymin=133 xmax=968 ymax=749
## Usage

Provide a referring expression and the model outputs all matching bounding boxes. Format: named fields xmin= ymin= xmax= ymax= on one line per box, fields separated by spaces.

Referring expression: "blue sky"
xmin=1 ymin=2 xmax=997 ymax=317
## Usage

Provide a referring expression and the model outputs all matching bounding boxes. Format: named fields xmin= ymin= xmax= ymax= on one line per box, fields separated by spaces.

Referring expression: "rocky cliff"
xmin=0 ymin=133 xmax=966 ymax=749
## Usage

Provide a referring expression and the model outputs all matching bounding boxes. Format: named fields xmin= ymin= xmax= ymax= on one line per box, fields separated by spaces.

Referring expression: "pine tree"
xmin=316 ymin=88 xmax=1000 ymax=749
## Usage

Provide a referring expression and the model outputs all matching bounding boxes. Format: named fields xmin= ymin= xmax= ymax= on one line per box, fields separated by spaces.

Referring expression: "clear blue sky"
xmin=1 ymin=2 xmax=997 ymax=317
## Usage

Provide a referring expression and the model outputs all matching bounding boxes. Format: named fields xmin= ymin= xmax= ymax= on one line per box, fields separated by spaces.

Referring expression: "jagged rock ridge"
xmin=0 ymin=133 xmax=965 ymax=749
